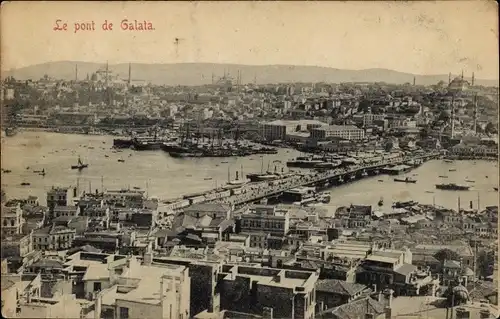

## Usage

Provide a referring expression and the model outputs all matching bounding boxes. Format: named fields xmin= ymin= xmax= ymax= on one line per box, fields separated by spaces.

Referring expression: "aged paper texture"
xmin=0 ymin=1 xmax=499 ymax=319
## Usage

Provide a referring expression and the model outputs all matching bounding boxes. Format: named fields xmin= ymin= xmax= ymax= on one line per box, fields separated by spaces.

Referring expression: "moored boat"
xmin=71 ymin=157 xmax=88 ymax=170
xmin=394 ymin=177 xmax=417 ymax=184
xmin=435 ymin=183 xmax=470 ymax=191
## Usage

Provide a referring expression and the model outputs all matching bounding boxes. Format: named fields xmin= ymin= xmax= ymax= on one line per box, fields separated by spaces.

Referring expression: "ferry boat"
xmin=246 ymin=173 xmax=280 ymax=183
xmin=169 ymin=151 xmax=204 ymax=158
xmin=131 ymin=136 xmax=162 ymax=151
xmin=435 ymin=183 xmax=470 ymax=191
xmin=286 ymin=156 xmax=326 ymax=168
xmin=281 ymin=187 xmax=316 ymax=203
xmin=394 ymin=177 xmax=417 ymax=184
xmin=113 ymin=138 xmax=133 ymax=149
xmin=71 ymin=157 xmax=88 ymax=170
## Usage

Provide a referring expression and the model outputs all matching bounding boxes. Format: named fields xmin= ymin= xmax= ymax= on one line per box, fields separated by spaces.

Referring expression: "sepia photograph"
xmin=0 ymin=1 xmax=498 ymax=319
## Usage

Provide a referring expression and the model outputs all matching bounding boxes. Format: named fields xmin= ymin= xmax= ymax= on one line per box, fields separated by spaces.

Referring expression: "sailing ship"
xmin=71 ymin=157 xmax=88 ymax=170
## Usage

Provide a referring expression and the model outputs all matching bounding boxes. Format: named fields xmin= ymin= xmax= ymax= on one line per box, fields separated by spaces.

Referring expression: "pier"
xmin=203 ymin=152 xmax=441 ymax=207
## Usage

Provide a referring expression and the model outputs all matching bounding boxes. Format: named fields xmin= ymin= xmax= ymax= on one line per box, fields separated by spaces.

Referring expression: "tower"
xmin=451 ymin=94 xmax=455 ymax=139
xmin=75 ymin=64 xmax=78 ymax=82
xmin=448 ymin=72 xmax=451 ymax=85
xmin=473 ymin=93 xmax=478 ymax=134
xmin=128 ymin=63 xmax=132 ymax=87
xmin=413 ymin=76 xmax=416 ymax=86
xmin=471 ymin=72 xmax=475 ymax=86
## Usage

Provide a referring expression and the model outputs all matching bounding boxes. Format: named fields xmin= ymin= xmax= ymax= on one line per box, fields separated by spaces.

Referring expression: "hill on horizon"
xmin=3 ymin=61 xmax=499 ymax=87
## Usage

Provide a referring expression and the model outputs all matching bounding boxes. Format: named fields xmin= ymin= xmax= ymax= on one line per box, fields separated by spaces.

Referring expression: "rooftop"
xmin=316 ymin=279 xmax=367 ymax=296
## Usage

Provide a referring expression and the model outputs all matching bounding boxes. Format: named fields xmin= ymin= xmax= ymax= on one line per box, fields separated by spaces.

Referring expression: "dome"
xmin=452 ymin=284 xmax=469 ymax=302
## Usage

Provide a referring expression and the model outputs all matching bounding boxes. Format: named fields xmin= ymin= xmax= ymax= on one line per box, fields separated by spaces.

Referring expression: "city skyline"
xmin=1 ymin=1 xmax=499 ymax=79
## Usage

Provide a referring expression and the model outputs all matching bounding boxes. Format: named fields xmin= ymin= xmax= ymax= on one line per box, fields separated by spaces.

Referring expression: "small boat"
xmin=465 ymin=180 xmax=475 ymax=183
xmin=439 ymin=175 xmax=448 ymax=178
xmin=494 ymin=187 xmax=498 ymax=192
xmin=425 ymin=191 xmax=434 ymax=193
xmin=394 ymin=177 xmax=417 ymax=184
xmin=2 ymin=169 xmax=12 ymax=173
xmin=204 ymin=177 xmax=213 ymax=181
xmin=20 ymin=182 xmax=30 ymax=186
xmin=443 ymin=159 xmax=454 ymax=163
xmin=133 ymin=186 xmax=140 ymax=190
xmin=117 ymin=159 xmax=125 ymax=163
xmin=221 ymin=161 xmax=229 ymax=164
xmin=38 ymin=169 xmax=46 ymax=176
xmin=436 ymin=183 xmax=470 ymax=191
xmin=104 ymin=155 xmax=109 ymax=158
xmin=71 ymin=157 xmax=88 ymax=170
xmin=378 ymin=197 xmax=384 ymax=206
xmin=449 ymin=169 xmax=456 ymax=172
xmin=378 ymin=179 xmax=384 ymax=182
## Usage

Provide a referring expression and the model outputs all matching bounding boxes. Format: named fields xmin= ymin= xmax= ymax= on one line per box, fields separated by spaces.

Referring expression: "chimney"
xmin=385 ymin=289 xmax=394 ymax=308
xmin=263 ymin=307 xmax=274 ymax=319
xmin=273 ymin=274 xmax=281 ymax=283
xmin=384 ymin=306 xmax=392 ymax=319
xmin=143 ymin=250 xmax=153 ymax=266
xmin=94 ymin=293 xmax=102 ymax=319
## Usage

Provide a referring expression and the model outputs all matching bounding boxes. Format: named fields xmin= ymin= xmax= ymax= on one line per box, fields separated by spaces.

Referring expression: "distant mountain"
xmin=3 ymin=61 xmax=499 ymax=87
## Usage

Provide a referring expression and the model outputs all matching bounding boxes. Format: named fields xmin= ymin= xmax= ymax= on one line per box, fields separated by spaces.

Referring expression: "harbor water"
xmin=1 ymin=132 xmax=498 ymax=213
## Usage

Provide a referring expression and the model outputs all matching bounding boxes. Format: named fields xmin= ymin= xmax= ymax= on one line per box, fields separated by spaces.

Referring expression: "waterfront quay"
xmin=201 ymin=151 xmax=441 ymax=208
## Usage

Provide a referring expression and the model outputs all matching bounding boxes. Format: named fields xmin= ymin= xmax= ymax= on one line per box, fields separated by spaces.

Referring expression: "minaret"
xmin=105 ymin=61 xmax=109 ymax=88
xmin=471 ymin=72 xmax=475 ymax=86
xmin=211 ymin=72 xmax=214 ymax=85
xmin=461 ymin=69 xmax=464 ymax=80
xmin=413 ymin=76 xmax=416 ymax=86
xmin=473 ymin=93 xmax=478 ymax=134
xmin=451 ymin=94 xmax=455 ymax=139
xmin=128 ymin=63 xmax=131 ymax=87
xmin=75 ymin=64 xmax=78 ymax=82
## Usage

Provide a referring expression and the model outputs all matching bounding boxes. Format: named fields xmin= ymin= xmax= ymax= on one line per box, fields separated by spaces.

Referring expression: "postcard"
xmin=0 ymin=1 xmax=498 ymax=319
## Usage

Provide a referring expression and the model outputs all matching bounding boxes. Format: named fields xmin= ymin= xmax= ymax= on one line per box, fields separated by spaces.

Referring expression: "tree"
xmin=477 ymin=250 xmax=495 ymax=279
xmin=434 ymin=249 xmax=460 ymax=263
xmin=485 ymin=122 xmax=497 ymax=134
xmin=357 ymin=99 xmax=371 ymax=113
xmin=384 ymin=140 xmax=394 ymax=152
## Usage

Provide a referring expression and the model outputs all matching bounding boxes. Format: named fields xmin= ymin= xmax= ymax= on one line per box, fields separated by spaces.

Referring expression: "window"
xmin=93 ymin=282 xmax=102 ymax=291
xmin=119 ymin=307 xmax=129 ymax=319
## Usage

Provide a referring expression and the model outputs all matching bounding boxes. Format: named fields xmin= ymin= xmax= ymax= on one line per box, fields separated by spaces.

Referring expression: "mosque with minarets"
xmin=447 ymin=70 xmax=478 ymax=96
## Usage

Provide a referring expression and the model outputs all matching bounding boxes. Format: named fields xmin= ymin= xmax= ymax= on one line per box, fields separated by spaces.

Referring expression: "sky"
xmin=1 ymin=1 xmax=499 ymax=79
